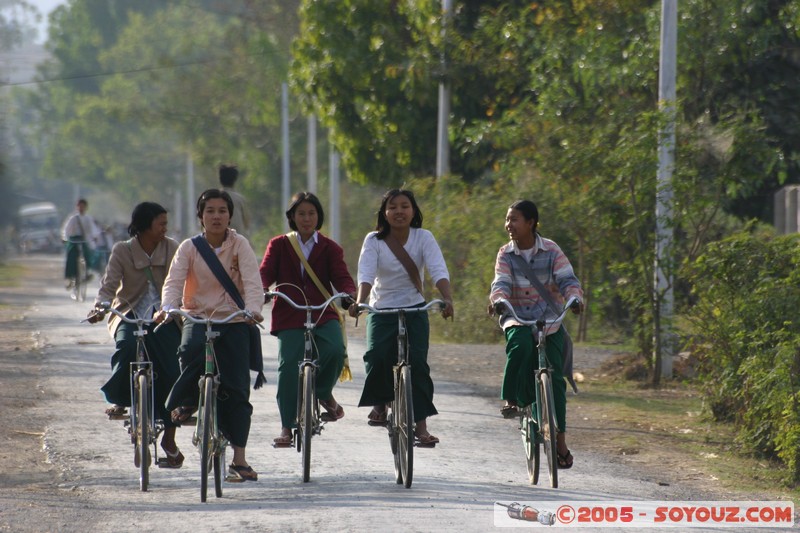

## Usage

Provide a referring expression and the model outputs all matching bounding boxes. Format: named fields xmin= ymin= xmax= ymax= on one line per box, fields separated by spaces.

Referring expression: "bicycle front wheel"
xmin=299 ymin=365 xmax=314 ymax=483
xmin=76 ymin=257 xmax=87 ymax=302
xmin=136 ymin=372 xmax=150 ymax=492
xmin=539 ymin=373 xmax=558 ymax=488
xmin=199 ymin=376 xmax=214 ymax=502
xmin=396 ymin=365 xmax=414 ymax=489
xmin=521 ymin=405 xmax=540 ymax=485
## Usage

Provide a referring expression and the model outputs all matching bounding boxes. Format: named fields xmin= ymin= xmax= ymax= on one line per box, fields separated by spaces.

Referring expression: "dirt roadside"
xmin=0 ymin=257 xmax=792 ymax=531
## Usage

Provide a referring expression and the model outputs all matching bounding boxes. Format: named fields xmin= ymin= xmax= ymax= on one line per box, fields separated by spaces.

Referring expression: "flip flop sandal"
xmin=157 ymin=447 xmax=184 ymax=469
xmin=557 ymin=449 xmax=574 ymax=469
xmin=415 ymin=434 xmax=440 ymax=448
xmin=170 ymin=406 xmax=197 ymax=425
xmin=500 ymin=405 xmax=519 ymax=419
xmin=272 ymin=435 xmax=293 ymax=448
xmin=105 ymin=405 xmax=128 ymax=420
xmin=367 ymin=406 xmax=388 ymax=426
xmin=227 ymin=463 xmax=258 ymax=482
xmin=319 ymin=400 xmax=345 ymax=422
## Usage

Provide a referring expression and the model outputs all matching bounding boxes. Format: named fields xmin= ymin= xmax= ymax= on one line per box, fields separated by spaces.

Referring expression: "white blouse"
xmin=357 ymin=227 xmax=450 ymax=309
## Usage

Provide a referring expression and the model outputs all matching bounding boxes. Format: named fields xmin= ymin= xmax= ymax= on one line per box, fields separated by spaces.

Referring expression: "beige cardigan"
xmin=95 ymin=236 xmax=180 ymax=336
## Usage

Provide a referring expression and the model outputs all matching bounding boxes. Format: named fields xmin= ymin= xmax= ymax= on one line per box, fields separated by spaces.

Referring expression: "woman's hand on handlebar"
xmin=246 ymin=311 xmax=264 ymax=325
xmin=440 ymin=299 xmax=454 ymax=320
xmin=153 ymin=309 xmax=171 ymax=324
xmin=347 ymin=302 xmax=362 ymax=319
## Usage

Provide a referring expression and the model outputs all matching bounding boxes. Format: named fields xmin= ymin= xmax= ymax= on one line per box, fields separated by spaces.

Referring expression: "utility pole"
xmin=307 ymin=115 xmax=317 ymax=193
xmin=654 ymin=0 xmax=677 ymax=381
xmin=328 ymin=147 xmax=341 ymax=242
xmin=281 ymin=82 xmax=291 ymax=230
xmin=435 ymin=0 xmax=452 ymax=178
xmin=186 ymin=149 xmax=196 ymax=237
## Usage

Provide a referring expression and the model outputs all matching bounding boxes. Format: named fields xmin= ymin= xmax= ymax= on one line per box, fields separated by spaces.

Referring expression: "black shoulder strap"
xmin=191 ymin=235 xmax=245 ymax=310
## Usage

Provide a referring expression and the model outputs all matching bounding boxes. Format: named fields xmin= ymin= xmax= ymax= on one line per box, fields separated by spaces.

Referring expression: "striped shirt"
xmin=490 ymin=235 xmax=583 ymax=334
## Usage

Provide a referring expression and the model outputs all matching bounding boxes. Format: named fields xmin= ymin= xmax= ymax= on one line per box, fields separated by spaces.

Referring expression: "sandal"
xmin=500 ymin=404 xmax=519 ymax=419
xmin=319 ymin=398 xmax=345 ymax=422
xmin=415 ymin=433 xmax=440 ymax=447
xmin=367 ymin=405 xmax=388 ymax=426
xmin=227 ymin=463 xmax=258 ymax=482
xmin=272 ymin=434 xmax=293 ymax=448
xmin=105 ymin=405 xmax=127 ymax=419
xmin=158 ymin=446 xmax=184 ymax=469
xmin=170 ymin=406 xmax=197 ymax=425
xmin=557 ymin=449 xmax=574 ymax=469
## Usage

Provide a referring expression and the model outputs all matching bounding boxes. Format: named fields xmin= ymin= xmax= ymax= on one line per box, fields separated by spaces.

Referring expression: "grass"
xmin=0 ymin=263 xmax=22 ymax=289
xmin=573 ymin=373 xmax=800 ymax=504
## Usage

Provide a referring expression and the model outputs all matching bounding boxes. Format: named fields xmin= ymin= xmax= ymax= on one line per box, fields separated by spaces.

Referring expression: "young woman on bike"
xmin=259 ymin=192 xmax=356 ymax=448
xmin=348 ymin=189 xmax=454 ymax=446
xmin=156 ymin=189 xmax=264 ymax=482
xmin=488 ymin=199 xmax=583 ymax=469
xmin=88 ymin=202 xmax=184 ymax=467
xmin=62 ymin=198 xmax=101 ymax=287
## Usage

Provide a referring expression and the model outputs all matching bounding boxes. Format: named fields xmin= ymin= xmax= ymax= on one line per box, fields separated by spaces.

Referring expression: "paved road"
xmin=0 ymin=256 xmax=754 ymax=532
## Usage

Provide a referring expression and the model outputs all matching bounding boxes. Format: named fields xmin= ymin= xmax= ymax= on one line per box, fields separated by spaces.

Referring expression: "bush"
xmin=686 ymin=231 xmax=800 ymax=483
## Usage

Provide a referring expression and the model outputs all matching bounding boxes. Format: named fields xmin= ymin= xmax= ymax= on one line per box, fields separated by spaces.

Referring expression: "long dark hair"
xmin=285 ymin=192 xmax=325 ymax=231
xmin=509 ymin=199 xmax=539 ymax=234
xmin=375 ymin=189 xmax=423 ymax=239
xmin=128 ymin=202 xmax=167 ymax=237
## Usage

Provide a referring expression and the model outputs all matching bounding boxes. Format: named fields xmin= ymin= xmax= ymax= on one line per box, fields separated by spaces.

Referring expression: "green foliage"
xmin=687 ymin=231 xmax=800 ymax=482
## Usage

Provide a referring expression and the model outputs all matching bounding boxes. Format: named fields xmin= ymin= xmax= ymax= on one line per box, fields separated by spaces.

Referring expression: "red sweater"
xmin=259 ymin=233 xmax=356 ymax=334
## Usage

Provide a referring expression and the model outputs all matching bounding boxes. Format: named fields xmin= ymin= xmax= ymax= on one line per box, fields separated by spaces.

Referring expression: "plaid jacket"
xmin=489 ymin=235 xmax=583 ymax=334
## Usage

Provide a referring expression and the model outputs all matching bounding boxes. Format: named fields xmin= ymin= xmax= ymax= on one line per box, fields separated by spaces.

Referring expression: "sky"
xmin=28 ymin=0 xmax=65 ymax=43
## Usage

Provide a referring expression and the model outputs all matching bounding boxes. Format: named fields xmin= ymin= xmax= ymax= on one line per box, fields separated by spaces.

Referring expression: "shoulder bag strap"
xmin=383 ymin=234 xmax=424 ymax=295
xmin=191 ymin=235 xmax=245 ymax=310
xmin=508 ymin=252 xmax=560 ymax=316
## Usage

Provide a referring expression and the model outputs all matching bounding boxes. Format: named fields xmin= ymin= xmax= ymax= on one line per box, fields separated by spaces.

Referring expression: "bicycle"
xmin=354 ymin=299 xmax=445 ymax=489
xmin=264 ymin=290 xmax=352 ymax=483
xmin=85 ymin=302 xmax=167 ymax=492
xmin=157 ymin=308 xmax=261 ymax=502
xmin=65 ymin=239 xmax=91 ymax=302
xmin=493 ymin=295 xmax=580 ymax=488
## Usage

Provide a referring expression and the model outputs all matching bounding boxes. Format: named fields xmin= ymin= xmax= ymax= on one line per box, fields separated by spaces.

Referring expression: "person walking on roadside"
xmin=260 ymin=192 xmax=356 ymax=448
xmin=87 ymin=202 xmax=184 ymax=467
xmin=61 ymin=198 xmax=101 ymax=287
xmin=219 ymin=164 xmax=250 ymax=236
xmin=156 ymin=189 xmax=264 ymax=482
xmin=348 ymin=189 xmax=454 ymax=447
xmin=488 ymin=199 xmax=583 ymax=470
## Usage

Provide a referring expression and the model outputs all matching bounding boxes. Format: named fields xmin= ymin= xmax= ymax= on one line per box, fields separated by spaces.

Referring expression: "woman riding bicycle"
xmin=88 ymin=201 xmax=183 ymax=467
xmin=488 ymin=199 xmax=583 ymax=470
xmin=259 ymin=192 xmax=356 ymax=448
xmin=156 ymin=189 xmax=264 ymax=482
xmin=62 ymin=198 xmax=101 ymax=287
xmin=348 ymin=189 xmax=454 ymax=446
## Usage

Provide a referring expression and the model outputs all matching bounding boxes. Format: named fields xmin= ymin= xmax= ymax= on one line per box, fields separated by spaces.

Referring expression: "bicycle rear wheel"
xmin=521 ymin=405 xmax=540 ymax=485
xmin=539 ymin=373 xmax=558 ymax=488
xmin=299 ymin=365 xmax=314 ymax=483
xmin=213 ymin=444 xmax=224 ymax=498
xmin=199 ymin=376 xmax=214 ymax=502
xmin=136 ymin=372 xmax=150 ymax=492
xmin=396 ymin=365 xmax=414 ymax=488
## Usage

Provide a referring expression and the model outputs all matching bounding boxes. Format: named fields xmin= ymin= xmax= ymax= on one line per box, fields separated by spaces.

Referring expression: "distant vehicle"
xmin=16 ymin=202 xmax=62 ymax=254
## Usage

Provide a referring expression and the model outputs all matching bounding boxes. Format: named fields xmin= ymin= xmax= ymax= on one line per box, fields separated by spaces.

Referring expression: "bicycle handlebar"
xmin=163 ymin=308 xmax=259 ymax=326
xmin=493 ymin=296 xmax=580 ymax=329
xmin=265 ymin=291 xmax=352 ymax=312
xmin=355 ymin=299 xmax=446 ymax=315
xmin=86 ymin=301 xmax=156 ymax=325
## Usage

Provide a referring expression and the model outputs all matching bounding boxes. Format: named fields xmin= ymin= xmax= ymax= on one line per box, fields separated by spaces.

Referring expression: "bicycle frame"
xmin=265 ymin=290 xmax=351 ymax=482
xmin=355 ymin=299 xmax=445 ymax=488
xmin=87 ymin=303 xmax=161 ymax=491
xmin=161 ymin=308 xmax=258 ymax=502
xmin=494 ymin=295 xmax=579 ymax=488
